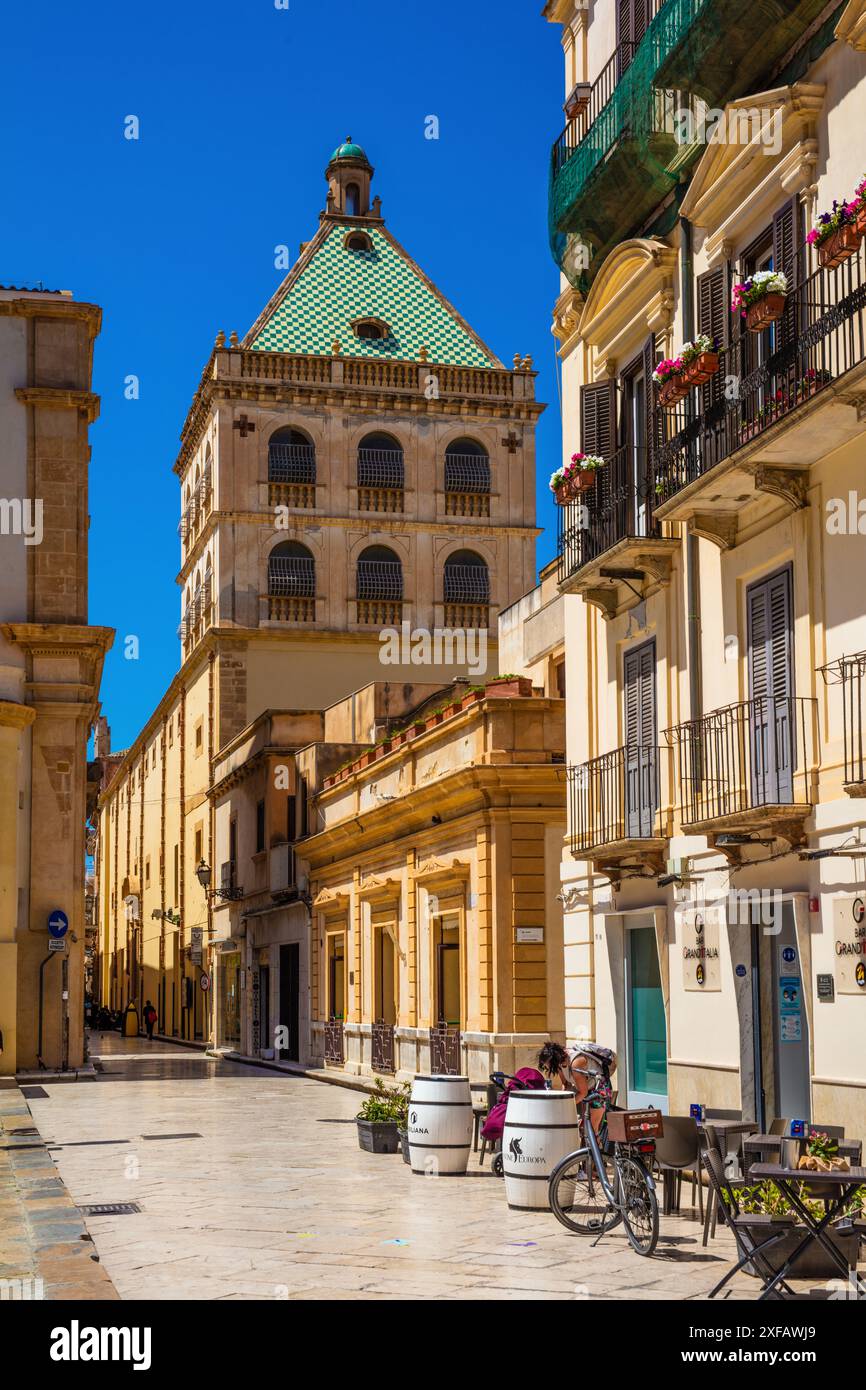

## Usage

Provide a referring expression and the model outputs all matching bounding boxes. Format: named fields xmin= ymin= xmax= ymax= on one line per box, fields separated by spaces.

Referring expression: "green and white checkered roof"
xmin=248 ymin=224 xmax=500 ymax=366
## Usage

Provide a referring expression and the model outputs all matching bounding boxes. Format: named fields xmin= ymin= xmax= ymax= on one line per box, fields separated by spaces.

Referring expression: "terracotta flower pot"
xmin=484 ymin=676 xmax=533 ymax=699
xmin=658 ymin=374 xmax=688 ymax=406
xmin=554 ymin=472 xmax=589 ymax=505
xmin=745 ymin=293 xmax=787 ymax=332
xmin=682 ymin=351 xmax=720 ymax=386
xmin=461 ymin=689 xmax=484 ymax=709
xmin=818 ymin=223 xmax=862 ymax=270
xmin=857 ymin=203 xmax=866 ymax=236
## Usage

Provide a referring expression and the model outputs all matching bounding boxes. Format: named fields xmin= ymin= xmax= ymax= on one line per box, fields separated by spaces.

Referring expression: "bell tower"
xmin=325 ymin=138 xmax=377 ymax=219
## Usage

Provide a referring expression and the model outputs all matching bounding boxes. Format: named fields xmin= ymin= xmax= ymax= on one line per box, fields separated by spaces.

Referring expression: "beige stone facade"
xmin=547 ymin=4 xmax=866 ymax=1132
xmin=0 ymin=286 xmax=113 ymax=1075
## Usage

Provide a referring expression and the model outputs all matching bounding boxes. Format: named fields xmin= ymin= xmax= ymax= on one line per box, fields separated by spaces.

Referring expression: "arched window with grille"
xmin=443 ymin=549 xmax=490 ymax=629
xmin=444 ymin=438 xmax=491 ymax=517
xmin=268 ymin=427 xmax=317 ymax=509
xmin=267 ymin=541 xmax=316 ymax=623
xmin=357 ymin=432 xmax=404 ymax=513
xmin=356 ymin=544 xmax=403 ymax=626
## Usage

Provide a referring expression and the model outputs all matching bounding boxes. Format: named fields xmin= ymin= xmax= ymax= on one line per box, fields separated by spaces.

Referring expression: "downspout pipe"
xmin=681 ymin=216 xmax=703 ymax=725
xmin=37 ymin=952 xmax=55 ymax=1069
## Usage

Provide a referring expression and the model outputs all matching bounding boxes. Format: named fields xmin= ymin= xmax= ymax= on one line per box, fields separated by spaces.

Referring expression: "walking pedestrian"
xmin=144 ymin=999 xmax=158 ymax=1042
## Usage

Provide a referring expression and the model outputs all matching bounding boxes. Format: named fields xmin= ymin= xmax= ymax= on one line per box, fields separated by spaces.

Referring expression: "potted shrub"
xmin=390 ymin=1082 xmax=413 ymax=1164
xmin=406 ymin=720 xmax=426 ymax=739
xmin=356 ymin=1078 xmax=406 ymax=1155
xmin=550 ymin=453 xmax=604 ymax=504
xmin=732 ymin=270 xmax=789 ymax=333
xmin=485 ymin=674 xmax=533 ymax=698
xmin=680 ymin=334 xmax=720 ymax=386
xmin=425 ymin=708 xmax=445 ymax=730
xmin=653 ymin=355 xmax=688 ymax=406
xmin=738 ymin=1172 xmax=862 ymax=1280
xmin=461 ymin=686 xmax=486 ymax=709
xmin=808 ymin=197 xmax=863 ymax=269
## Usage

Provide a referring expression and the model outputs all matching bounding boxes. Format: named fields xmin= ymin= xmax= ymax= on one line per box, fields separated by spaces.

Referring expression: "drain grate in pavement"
xmin=141 ymin=1132 xmax=202 ymax=1141
xmin=19 ymin=1086 xmax=49 ymax=1099
xmin=80 ymin=1202 xmax=142 ymax=1217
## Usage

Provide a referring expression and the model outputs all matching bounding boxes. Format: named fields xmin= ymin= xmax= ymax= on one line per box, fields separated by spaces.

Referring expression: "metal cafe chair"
xmin=702 ymin=1147 xmax=798 ymax=1300
xmin=654 ymin=1116 xmax=703 ymax=1218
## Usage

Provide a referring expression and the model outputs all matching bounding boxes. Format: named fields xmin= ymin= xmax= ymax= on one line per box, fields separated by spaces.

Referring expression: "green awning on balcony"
xmin=548 ymin=34 xmax=698 ymax=285
xmin=653 ymin=0 xmax=832 ymax=107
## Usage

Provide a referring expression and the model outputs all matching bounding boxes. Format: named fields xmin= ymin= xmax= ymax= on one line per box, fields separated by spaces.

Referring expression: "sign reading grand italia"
xmin=833 ymin=897 xmax=866 ymax=994
xmin=678 ymin=905 xmax=722 ymax=991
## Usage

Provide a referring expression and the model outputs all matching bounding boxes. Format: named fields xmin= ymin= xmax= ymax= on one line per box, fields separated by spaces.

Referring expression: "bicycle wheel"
xmin=549 ymin=1149 xmax=620 ymax=1236
xmin=616 ymin=1154 xmax=659 ymax=1256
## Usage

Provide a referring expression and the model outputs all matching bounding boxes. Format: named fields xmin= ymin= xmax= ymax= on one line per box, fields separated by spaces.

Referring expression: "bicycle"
xmin=548 ymin=1081 xmax=660 ymax=1256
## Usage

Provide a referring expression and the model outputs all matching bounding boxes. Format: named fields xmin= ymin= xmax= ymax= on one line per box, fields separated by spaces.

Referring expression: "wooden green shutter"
xmin=580 ymin=380 xmax=616 ymax=460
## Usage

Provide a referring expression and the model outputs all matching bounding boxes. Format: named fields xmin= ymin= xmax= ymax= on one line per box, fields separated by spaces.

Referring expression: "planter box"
xmin=682 ymin=351 xmax=720 ymax=386
xmin=745 ymin=293 xmax=787 ymax=332
xmin=857 ymin=203 xmax=866 ymax=236
xmin=461 ymin=689 xmax=484 ymax=709
xmin=398 ymin=1127 xmax=411 ymax=1165
xmin=358 ymin=751 xmax=374 ymax=769
xmin=658 ymin=375 xmax=689 ymax=406
xmin=554 ymin=471 xmax=596 ymax=505
xmin=818 ymin=223 xmax=862 ymax=270
xmin=744 ymin=1225 xmax=859 ymax=1281
xmin=485 ymin=676 xmax=533 ymax=699
xmin=357 ymin=1118 xmax=400 ymax=1155
xmin=425 ymin=712 xmax=443 ymax=730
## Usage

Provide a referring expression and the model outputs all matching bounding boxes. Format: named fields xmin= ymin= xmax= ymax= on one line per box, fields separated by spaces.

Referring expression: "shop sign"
xmin=832 ymin=897 xmax=866 ymax=994
xmin=817 ymin=973 xmax=835 ymax=1002
xmin=516 ymin=927 xmax=543 ymax=943
xmin=190 ymin=927 xmax=203 ymax=965
xmin=678 ymin=905 xmax=721 ymax=991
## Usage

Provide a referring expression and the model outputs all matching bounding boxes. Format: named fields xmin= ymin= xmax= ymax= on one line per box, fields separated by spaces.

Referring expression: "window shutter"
xmin=580 ymin=381 xmax=616 ymax=460
xmin=697 ymin=263 xmax=728 ymax=415
xmin=772 ymin=198 xmax=800 ymax=346
xmin=624 ymin=641 xmax=656 ymax=747
xmin=642 ymin=333 xmax=657 ymax=485
xmin=748 ymin=569 xmax=792 ymax=701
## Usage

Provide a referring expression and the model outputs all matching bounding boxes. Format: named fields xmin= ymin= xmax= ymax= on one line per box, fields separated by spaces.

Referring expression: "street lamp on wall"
xmin=195 ymin=859 xmax=243 ymax=902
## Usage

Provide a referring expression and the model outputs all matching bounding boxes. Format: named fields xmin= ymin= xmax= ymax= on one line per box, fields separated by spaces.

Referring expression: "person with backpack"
xmin=538 ymin=1041 xmax=617 ymax=1133
xmin=143 ymin=1000 xmax=158 ymax=1041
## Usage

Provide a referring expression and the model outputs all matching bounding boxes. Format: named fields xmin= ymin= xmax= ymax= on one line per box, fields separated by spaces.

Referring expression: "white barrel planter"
xmin=408 ymin=1074 xmax=473 ymax=1176
xmin=502 ymin=1090 xmax=580 ymax=1211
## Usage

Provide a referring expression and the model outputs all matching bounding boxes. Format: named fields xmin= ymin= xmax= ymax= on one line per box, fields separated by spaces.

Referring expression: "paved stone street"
xmin=6 ymin=1033 xmax=771 ymax=1302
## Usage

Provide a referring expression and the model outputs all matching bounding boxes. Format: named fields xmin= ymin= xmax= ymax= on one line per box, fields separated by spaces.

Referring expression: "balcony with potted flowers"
xmin=555 ymin=445 xmax=680 ymax=618
xmin=654 ymin=196 xmax=866 ymax=548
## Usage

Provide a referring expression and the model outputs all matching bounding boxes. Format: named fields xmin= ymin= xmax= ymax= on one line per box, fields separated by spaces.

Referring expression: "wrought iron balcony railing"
xmin=443 ymin=564 xmax=490 ymax=605
xmin=558 ymin=445 xmax=660 ymax=585
xmin=666 ymin=697 xmax=817 ymax=830
xmin=444 ymin=452 xmax=491 ymax=495
xmin=552 ymin=43 xmax=638 ymax=178
xmin=820 ymin=653 xmax=866 ymax=794
xmin=656 ymin=241 xmax=866 ymax=503
xmin=357 ymin=447 xmax=404 ymax=490
xmin=268 ymin=556 xmax=316 ymax=597
xmin=268 ymin=442 xmax=317 ymax=484
xmin=568 ymin=745 xmax=665 ymax=854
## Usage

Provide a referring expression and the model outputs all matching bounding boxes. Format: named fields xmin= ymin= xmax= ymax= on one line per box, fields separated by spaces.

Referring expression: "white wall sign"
xmin=833 ymin=897 xmax=866 ymax=994
xmin=516 ymin=927 xmax=543 ymax=944
xmin=678 ymin=905 xmax=722 ymax=991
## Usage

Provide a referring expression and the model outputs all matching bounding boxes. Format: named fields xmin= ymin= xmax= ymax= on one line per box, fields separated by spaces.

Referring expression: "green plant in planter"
xmin=356 ymin=1077 xmax=411 ymax=1124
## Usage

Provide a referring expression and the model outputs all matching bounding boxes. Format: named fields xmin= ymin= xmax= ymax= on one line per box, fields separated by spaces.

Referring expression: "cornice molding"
xmin=0 ymin=700 xmax=37 ymax=731
xmin=579 ymin=240 xmax=678 ymax=368
xmin=14 ymin=386 xmax=100 ymax=423
xmin=681 ymin=84 xmax=825 ymax=246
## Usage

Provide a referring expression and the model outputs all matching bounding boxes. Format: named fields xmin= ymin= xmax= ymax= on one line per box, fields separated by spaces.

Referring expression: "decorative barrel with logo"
xmin=502 ymin=1090 xmax=580 ymax=1211
xmin=408 ymin=1074 xmax=473 ymax=1176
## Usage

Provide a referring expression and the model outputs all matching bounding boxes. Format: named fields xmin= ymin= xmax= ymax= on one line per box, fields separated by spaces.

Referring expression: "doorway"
xmin=259 ymin=964 xmax=270 ymax=1055
xmin=750 ymin=900 xmax=810 ymax=1128
xmin=374 ymin=923 xmax=397 ymax=1026
xmin=279 ymin=943 xmax=300 ymax=1061
xmin=327 ymin=933 xmax=345 ymax=1021
xmin=625 ymin=922 xmax=668 ymax=1110
xmin=434 ymin=914 xmax=461 ymax=1026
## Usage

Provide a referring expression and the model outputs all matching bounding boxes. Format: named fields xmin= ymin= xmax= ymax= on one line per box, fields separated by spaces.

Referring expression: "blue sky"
xmin=1 ymin=0 xmax=563 ymax=748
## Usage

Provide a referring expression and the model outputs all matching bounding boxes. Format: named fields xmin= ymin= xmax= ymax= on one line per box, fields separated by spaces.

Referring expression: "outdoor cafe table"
xmin=745 ymin=1134 xmax=862 ymax=1171
xmin=749 ymin=1162 xmax=866 ymax=1299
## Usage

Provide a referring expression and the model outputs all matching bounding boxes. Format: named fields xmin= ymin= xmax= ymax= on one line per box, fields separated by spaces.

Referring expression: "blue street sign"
xmin=47 ymin=909 xmax=69 ymax=939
